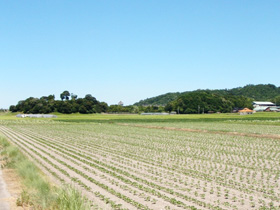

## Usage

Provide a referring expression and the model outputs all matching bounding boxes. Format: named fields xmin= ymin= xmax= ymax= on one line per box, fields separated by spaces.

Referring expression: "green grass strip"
xmin=0 ymin=135 xmax=91 ymax=210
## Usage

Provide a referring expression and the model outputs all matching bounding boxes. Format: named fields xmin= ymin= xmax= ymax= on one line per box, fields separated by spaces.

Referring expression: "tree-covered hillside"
xmin=134 ymin=84 xmax=280 ymax=106
xmin=165 ymin=91 xmax=253 ymax=114
xmin=228 ymin=84 xmax=280 ymax=101
xmin=134 ymin=92 xmax=182 ymax=106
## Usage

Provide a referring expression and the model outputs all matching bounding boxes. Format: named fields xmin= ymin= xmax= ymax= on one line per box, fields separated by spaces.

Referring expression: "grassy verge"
xmin=0 ymin=135 xmax=91 ymax=210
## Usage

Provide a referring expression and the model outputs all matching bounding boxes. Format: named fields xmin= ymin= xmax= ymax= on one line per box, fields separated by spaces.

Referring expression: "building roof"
xmin=239 ymin=108 xmax=253 ymax=112
xmin=253 ymin=101 xmax=275 ymax=105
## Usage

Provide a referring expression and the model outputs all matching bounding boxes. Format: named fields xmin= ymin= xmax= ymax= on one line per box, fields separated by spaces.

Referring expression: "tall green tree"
xmin=60 ymin=90 xmax=70 ymax=101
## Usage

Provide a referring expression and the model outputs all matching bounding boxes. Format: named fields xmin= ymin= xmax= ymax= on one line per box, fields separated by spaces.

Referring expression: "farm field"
xmin=0 ymin=113 xmax=280 ymax=209
xmin=123 ymin=120 xmax=280 ymax=136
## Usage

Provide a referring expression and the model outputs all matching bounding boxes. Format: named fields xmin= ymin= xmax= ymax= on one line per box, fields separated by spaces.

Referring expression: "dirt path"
xmin=0 ymin=168 xmax=10 ymax=210
xmin=2 ymin=168 xmax=26 ymax=210
xmin=118 ymin=123 xmax=280 ymax=139
xmin=0 ymin=140 xmax=25 ymax=210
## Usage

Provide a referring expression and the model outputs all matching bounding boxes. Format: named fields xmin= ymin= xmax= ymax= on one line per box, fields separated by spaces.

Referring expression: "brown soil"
xmin=118 ymin=123 xmax=280 ymax=139
xmin=1 ymin=123 xmax=279 ymax=210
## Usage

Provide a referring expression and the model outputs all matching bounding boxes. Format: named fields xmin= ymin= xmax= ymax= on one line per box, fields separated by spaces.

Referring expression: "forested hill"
xmin=134 ymin=92 xmax=183 ymax=106
xmin=228 ymin=84 xmax=280 ymax=101
xmin=134 ymin=84 xmax=280 ymax=106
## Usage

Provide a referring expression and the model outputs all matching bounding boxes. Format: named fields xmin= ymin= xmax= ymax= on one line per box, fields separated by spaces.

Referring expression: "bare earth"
xmin=0 ymin=167 xmax=10 ymax=210
xmin=2 ymin=169 xmax=25 ymax=210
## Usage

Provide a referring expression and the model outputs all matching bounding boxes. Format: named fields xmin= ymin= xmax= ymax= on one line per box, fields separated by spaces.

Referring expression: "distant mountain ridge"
xmin=134 ymin=84 xmax=280 ymax=106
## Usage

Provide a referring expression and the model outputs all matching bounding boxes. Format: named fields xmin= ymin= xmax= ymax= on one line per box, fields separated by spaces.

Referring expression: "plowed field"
xmin=0 ymin=119 xmax=279 ymax=210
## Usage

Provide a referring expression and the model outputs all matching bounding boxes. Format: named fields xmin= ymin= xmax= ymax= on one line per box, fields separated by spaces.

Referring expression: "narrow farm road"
xmin=0 ymin=168 xmax=10 ymax=210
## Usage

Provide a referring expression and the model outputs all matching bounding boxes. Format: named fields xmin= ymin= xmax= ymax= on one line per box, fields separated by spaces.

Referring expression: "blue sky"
xmin=0 ymin=1 xmax=279 ymax=108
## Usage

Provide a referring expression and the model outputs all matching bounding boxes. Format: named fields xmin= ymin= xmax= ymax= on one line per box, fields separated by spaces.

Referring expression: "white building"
xmin=253 ymin=101 xmax=276 ymax=112
xmin=253 ymin=101 xmax=275 ymax=107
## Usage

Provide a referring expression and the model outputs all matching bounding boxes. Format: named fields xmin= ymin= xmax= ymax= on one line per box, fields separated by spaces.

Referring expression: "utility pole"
xmin=198 ymin=105 xmax=200 ymax=114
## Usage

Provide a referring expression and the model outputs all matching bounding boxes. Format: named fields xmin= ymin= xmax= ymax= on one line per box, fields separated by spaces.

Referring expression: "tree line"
xmin=9 ymin=90 xmax=261 ymax=114
xmin=9 ymin=90 xmax=165 ymax=114
xmin=9 ymin=91 xmax=108 ymax=114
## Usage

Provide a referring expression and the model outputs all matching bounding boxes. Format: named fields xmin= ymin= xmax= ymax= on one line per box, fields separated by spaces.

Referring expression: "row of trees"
xmin=107 ymin=105 xmax=165 ymax=113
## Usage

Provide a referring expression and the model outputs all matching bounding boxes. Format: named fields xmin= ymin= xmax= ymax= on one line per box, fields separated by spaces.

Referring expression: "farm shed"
xmin=253 ymin=101 xmax=275 ymax=108
xmin=253 ymin=101 xmax=277 ymax=112
xmin=238 ymin=108 xmax=254 ymax=115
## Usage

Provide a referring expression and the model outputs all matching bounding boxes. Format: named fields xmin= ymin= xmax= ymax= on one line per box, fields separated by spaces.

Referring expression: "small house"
xmin=238 ymin=108 xmax=254 ymax=115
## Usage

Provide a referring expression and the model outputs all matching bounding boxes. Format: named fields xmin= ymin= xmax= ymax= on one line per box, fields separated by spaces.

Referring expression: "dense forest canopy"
xmin=165 ymin=91 xmax=253 ymax=114
xmin=134 ymin=84 xmax=280 ymax=106
xmin=228 ymin=84 xmax=280 ymax=101
xmin=134 ymin=92 xmax=182 ymax=106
